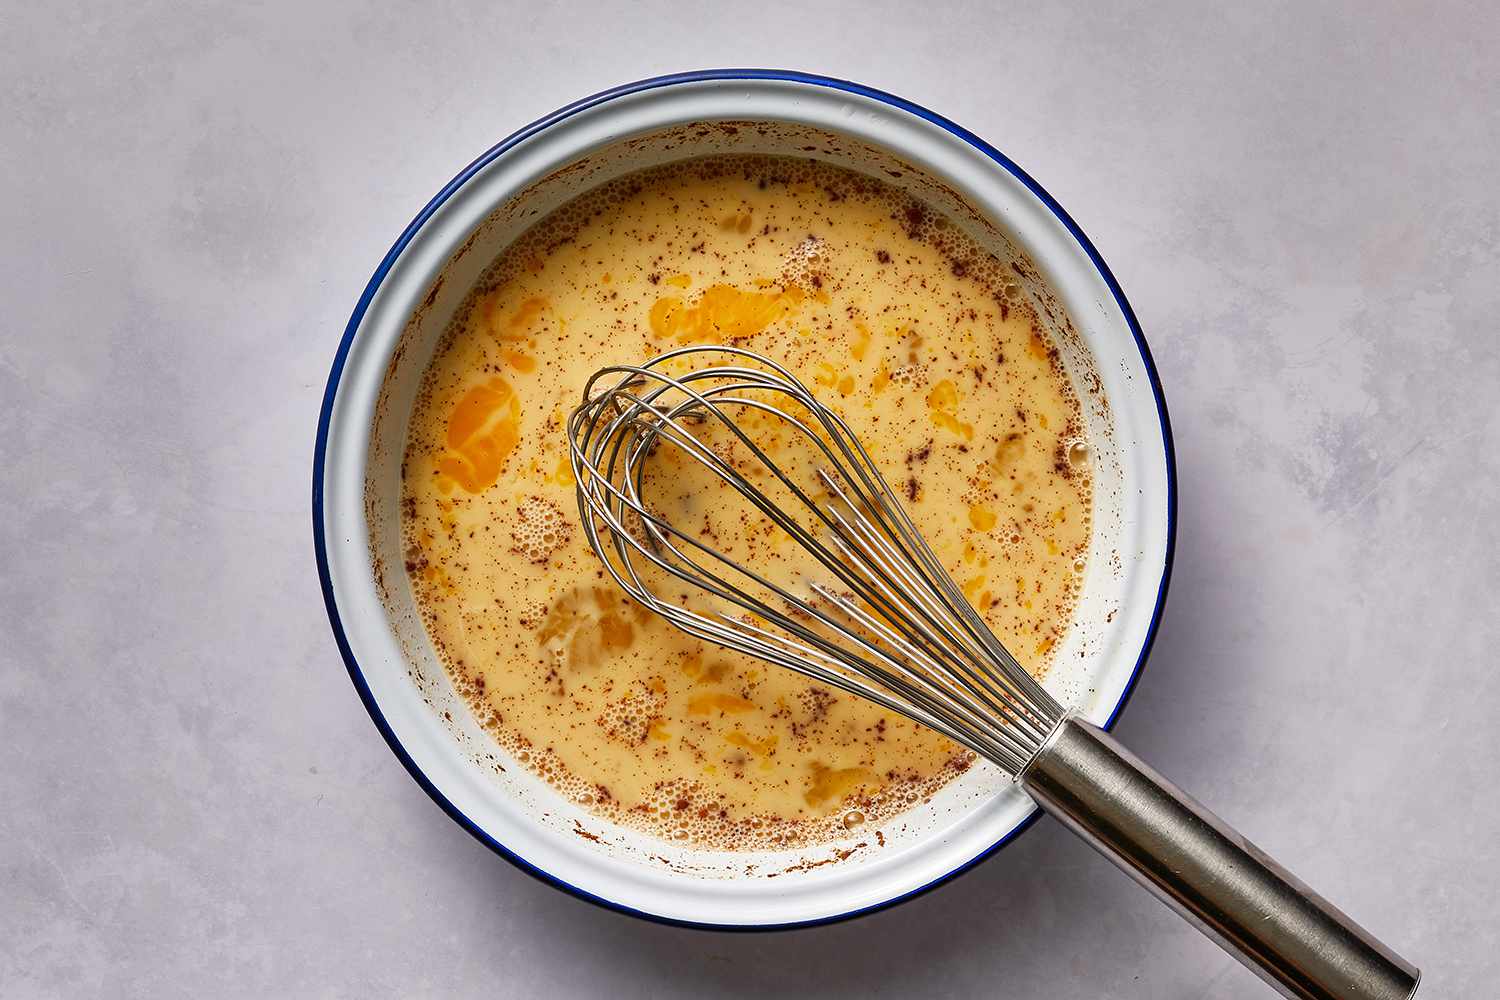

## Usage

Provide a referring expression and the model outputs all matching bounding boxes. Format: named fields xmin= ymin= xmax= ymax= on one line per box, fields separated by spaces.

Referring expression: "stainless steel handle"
xmin=1018 ymin=716 xmax=1419 ymax=1000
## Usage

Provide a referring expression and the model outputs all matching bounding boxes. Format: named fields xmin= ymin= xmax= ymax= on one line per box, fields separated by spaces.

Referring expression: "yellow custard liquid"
xmin=401 ymin=155 xmax=1091 ymax=850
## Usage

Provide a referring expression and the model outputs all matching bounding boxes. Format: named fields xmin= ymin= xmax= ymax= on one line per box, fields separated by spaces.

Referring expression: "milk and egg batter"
xmin=402 ymin=155 xmax=1091 ymax=850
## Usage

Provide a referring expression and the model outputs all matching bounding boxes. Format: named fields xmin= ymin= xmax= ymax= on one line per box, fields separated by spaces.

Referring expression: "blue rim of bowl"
xmin=312 ymin=68 xmax=1177 ymax=932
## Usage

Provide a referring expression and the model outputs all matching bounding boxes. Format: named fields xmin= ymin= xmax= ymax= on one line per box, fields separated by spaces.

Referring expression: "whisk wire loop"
xmin=566 ymin=345 xmax=1065 ymax=773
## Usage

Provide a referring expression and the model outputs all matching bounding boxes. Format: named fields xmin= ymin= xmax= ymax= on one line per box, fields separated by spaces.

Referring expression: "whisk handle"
xmin=1019 ymin=716 xmax=1419 ymax=1000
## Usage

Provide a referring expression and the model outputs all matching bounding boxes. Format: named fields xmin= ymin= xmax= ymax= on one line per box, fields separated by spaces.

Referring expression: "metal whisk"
xmin=566 ymin=346 xmax=1417 ymax=1000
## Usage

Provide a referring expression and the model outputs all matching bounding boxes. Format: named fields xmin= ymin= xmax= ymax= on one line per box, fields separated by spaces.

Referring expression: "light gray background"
xmin=3 ymin=2 xmax=1496 ymax=997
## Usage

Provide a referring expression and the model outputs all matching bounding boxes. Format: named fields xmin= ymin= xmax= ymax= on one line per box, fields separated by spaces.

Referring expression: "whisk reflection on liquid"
xmin=566 ymin=346 xmax=1417 ymax=1000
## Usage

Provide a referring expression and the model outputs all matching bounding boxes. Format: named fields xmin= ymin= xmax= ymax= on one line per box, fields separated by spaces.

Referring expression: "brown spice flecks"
xmin=902 ymin=204 xmax=926 ymax=237
xmin=799 ymin=687 xmax=836 ymax=723
xmin=1054 ymin=442 xmax=1073 ymax=478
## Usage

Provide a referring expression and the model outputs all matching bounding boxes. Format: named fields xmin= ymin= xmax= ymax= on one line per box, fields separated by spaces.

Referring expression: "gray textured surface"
xmin=3 ymin=2 xmax=1496 ymax=997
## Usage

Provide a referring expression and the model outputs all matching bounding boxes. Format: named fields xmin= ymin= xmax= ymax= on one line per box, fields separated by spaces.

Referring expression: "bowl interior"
xmin=320 ymin=76 xmax=1171 ymax=927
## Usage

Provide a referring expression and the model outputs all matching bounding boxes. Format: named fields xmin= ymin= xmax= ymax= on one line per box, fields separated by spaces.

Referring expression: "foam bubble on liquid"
xmin=511 ymin=494 xmax=570 ymax=564
xmin=889 ymin=362 xmax=929 ymax=388
xmin=595 ymin=682 xmax=665 ymax=747
xmin=781 ymin=235 xmax=830 ymax=288
xmin=1065 ymin=439 xmax=1090 ymax=469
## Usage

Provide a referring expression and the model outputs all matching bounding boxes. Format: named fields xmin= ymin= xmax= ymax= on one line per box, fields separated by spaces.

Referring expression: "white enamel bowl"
xmin=313 ymin=70 xmax=1175 ymax=929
